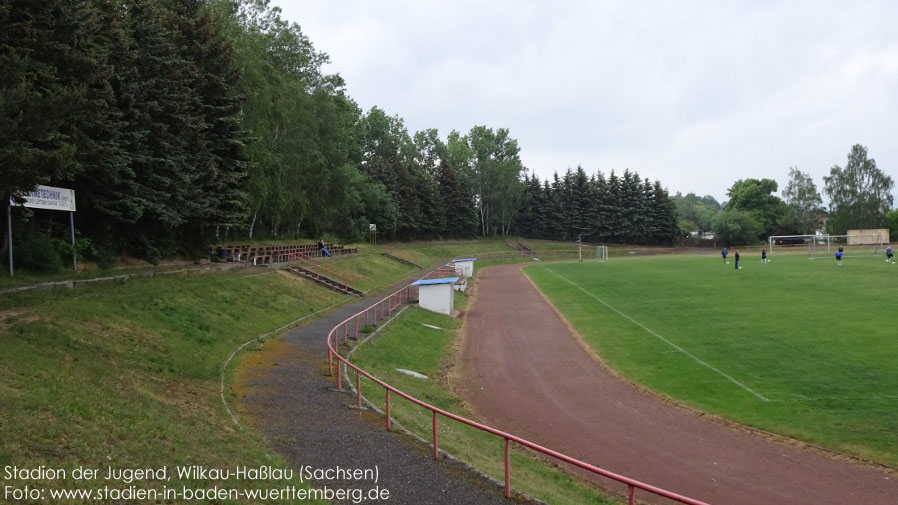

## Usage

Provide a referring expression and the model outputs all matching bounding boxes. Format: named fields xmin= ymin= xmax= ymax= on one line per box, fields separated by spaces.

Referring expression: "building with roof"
xmin=411 ymin=277 xmax=458 ymax=315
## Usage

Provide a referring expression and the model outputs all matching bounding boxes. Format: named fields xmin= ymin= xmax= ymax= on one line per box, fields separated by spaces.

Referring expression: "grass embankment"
xmin=0 ymin=238 xmax=557 ymax=503
xmin=348 ymin=266 xmax=621 ymax=505
xmin=525 ymin=254 xmax=898 ymax=465
xmin=333 ymin=238 xmax=520 ymax=293
xmin=0 ymin=269 xmax=341 ymax=503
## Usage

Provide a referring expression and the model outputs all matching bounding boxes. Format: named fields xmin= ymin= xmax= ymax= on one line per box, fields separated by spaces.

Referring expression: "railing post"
xmin=385 ymin=390 xmax=391 ymax=430
xmin=356 ymin=371 xmax=362 ymax=409
xmin=337 ymin=361 xmax=342 ymax=390
xmin=628 ymin=484 xmax=635 ymax=505
xmin=432 ymin=411 xmax=438 ymax=460
xmin=504 ymin=438 xmax=511 ymax=498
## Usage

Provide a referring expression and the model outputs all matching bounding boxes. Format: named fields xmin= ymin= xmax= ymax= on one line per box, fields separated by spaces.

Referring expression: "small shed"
xmin=411 ymin=277 xmax=458 ymax=315
xmin=452 ymin=258 xmax=477 ymax=278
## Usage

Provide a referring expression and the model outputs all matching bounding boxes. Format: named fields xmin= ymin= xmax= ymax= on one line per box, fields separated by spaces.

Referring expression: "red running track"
xmin=454 ymin=263 xmax=896 ymax=505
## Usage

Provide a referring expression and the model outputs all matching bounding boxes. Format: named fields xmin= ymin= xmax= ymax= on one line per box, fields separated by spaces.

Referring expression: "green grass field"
xmin=524 ymin=253 xmax=898 ymax=465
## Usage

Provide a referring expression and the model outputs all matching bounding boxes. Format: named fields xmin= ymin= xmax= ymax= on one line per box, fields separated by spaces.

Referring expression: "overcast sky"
xmin=276 ymin=1 xmax=898 ymax=203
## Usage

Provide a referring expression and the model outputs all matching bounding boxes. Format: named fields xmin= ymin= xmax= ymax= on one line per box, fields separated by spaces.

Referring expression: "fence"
xmin=211 ymin=242 xmax=358 ymax=264
xmin=325 ymin=280 xmax=712 ymax=505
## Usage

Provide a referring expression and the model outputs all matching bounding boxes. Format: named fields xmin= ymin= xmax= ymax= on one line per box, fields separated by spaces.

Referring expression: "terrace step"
xmin=507 ymin=241 xmax=534 ymax=255
xmin=381 ymin=252 xmax=422 ymax=269
xmin=288 ymin=267 xmax=362 ymax=296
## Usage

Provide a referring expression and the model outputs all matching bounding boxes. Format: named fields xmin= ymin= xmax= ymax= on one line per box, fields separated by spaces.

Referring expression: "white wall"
xmin=454 ymin=260 xmax=474 ymax=278
xmin=418 ymin=284 xmax=454 ymax=315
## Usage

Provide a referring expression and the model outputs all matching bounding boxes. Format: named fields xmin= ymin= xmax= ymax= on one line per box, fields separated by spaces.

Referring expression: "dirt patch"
xmin=232 ymin=337 xmax=300 ymax=428
xmin=0 ymin=310 xmax=39 ymax=334
xmin=0 ymin=309 xmax=25 ymax=321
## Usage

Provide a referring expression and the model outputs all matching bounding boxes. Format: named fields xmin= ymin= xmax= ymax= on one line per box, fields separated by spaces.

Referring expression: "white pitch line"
xmin=544 ymin=267 xmax=770 ymax=402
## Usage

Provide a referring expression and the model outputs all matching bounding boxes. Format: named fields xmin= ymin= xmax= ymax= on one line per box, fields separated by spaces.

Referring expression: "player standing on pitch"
xmin=836 ymin=246 xmax=843 ymax=266
xmin=886 ymin=246 xmax=894 ymax=263
xmin=761 ymin=249 xmax=767 ymax=264
xmin=734 ymin=250 xmax=740 ymax=270
xmin=722 ymin=247 xmax=728 ymax=264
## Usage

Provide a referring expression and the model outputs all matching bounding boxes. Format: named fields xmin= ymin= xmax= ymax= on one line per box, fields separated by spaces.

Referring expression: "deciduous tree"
xmin=823 ymin=144 xmax=894 ymax=234
xmin=781 ymin=167 xmax=823 ymax=234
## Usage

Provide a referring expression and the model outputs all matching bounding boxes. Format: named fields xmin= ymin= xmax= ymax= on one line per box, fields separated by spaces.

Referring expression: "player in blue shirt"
xmin=835 ymin=246 xmax=843 ymax=266
xmin=886 ymin=246 xmax=894 ymax=263
xmin=761 ymin=249 xmax=767 ymax=264
xmin=721 ymin=248 xmax=728 ymax=264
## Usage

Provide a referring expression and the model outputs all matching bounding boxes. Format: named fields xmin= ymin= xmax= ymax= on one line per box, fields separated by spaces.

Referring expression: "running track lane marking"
xmin=543 ymin=266 xmax=770 ymax=402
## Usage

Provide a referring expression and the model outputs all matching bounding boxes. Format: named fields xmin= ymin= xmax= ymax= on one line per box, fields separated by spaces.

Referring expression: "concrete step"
xmin=288 ymin=267 xmax=362 ymax=296
xmin=381 ymin=252 xmax=421 ymax=269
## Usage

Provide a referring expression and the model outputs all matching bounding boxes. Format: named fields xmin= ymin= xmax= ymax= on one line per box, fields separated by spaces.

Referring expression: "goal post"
xmin=595 ymin=245 xmax=608 ymax=262
xmin=809 ymin=233 xmax=884 ymax=259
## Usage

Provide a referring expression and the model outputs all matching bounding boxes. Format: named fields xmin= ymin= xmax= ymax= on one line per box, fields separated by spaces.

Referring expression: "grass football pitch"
xmin=524 ymin=253 xmax=898 ymax=466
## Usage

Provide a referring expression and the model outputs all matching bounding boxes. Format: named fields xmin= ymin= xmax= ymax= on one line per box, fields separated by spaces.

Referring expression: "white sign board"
xmin=369 ymin=223 xmax=376 ymax=231
xmin=12 ymin=185 xmax=76 ymax=212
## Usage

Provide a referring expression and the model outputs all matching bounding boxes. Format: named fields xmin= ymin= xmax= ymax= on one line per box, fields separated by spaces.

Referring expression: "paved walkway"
xmin=237 ymin=275 xmax=513 ymax=505
xmin=455 ymin=263 xmax=898 ymax=505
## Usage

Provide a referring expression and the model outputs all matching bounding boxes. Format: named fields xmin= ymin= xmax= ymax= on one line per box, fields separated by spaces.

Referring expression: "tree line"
xmin=674 ymin=144 xmax=895 ymax=247
xmin=1 ymin=0 xmax=680 ymax=271
xmin=515 ymin=167 xmax=679 ymax=245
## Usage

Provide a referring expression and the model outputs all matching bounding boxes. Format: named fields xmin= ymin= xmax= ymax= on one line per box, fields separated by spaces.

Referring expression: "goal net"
xmin=595 ymin=245 xmax=608 ymax=262
xmin=768 ymin=234 xmax=816 ymax=256
xmin=809 ymin=234 xmax=884 ymax=259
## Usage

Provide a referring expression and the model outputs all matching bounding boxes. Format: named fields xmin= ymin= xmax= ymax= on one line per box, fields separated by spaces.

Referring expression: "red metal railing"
xmin=292 ymin=251 xmax=369 ymax=282
xmin=420 ymin=264 xmax=461 ymax=280
xmin=299 ymin=251 xmax=368 ymax=280
xmin=382 ymin=244 xmax=420 ymax=265
xmin=325 ymin=282 xmax=712 ymax=505
xmin=286 ymin=252 xmax=360 ymax=290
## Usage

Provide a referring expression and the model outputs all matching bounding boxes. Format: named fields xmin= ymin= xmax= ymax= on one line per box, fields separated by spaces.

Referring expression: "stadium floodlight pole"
xmin=578 ymin=233 xmax=590 ymax=262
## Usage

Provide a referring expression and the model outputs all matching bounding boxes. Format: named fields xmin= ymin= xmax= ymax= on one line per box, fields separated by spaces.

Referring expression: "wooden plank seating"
xmin=210 ymin=242 xmax=358 ymax=265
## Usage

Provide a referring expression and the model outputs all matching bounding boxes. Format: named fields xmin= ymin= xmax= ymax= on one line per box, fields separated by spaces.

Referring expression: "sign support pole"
xmin=578 ymin=233 xmax=590 ymax=262
xmin=69 ymin=211 xmax=76 ymax=271
xmin=7 ymin=196 xmax=13 ymax=277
